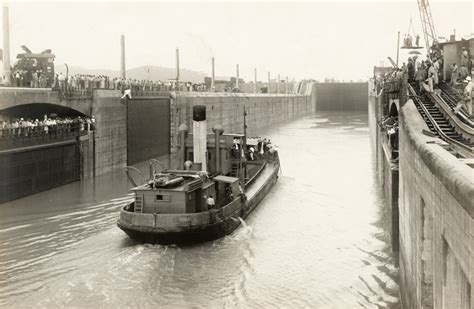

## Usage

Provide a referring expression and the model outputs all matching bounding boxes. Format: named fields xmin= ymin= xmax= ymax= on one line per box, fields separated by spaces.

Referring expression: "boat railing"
xmin=121 ymin=210 xmax=212 ymax=229
xmin=221 ymin=198 xmax=241 ymax=217
xmin=121 ymin=197 xmax=243 ymax=229
xmin=245 ymin=161 xmax=267 ymax=187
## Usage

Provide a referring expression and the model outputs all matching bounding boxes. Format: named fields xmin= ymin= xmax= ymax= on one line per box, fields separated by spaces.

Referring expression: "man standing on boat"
xmin=207 ymin=195 xmax=215 ymax=210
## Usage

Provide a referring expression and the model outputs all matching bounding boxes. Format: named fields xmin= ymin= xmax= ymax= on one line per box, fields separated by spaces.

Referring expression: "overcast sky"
xmin=1 ymin=0 xmax=472 ymax=81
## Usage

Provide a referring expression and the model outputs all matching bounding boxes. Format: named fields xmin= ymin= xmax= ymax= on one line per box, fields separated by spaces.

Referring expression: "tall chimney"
xmin=236 ymin=64 xmax=239 ymax=89
xmin=120 ymin=34 xmax=126 ymax=79
xmin=192 ymin=105 xmax=207 ymax=171
xmin=178 ymin=124 xmax=189 ymax=169
xmin=211 ymin=57 xmax=215 ymax=92
xmin=3 ymin=5 xmax=11 ymax=86
xmin=212 ymin=125 xmax=224 ymax=174
xmin=254 ymin=68 xmax=257 ymax=93
xmin=286 ymin=76 xmax=289 ymax=94
xmin=176 ymin=48 xmax=180 ymax=90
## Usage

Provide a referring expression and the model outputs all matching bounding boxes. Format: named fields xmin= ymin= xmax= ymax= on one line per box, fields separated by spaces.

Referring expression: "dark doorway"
xmin=127 ymin=98 xmax=170 ymax=165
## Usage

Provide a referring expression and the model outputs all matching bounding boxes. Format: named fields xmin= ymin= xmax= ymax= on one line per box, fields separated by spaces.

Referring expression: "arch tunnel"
xmin=0 ymin=103 xmax=88 ymax=122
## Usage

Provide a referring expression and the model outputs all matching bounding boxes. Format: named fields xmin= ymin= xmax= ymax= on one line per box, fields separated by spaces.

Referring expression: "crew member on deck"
xmin=207 ymin=195 xmax=215 ymax=210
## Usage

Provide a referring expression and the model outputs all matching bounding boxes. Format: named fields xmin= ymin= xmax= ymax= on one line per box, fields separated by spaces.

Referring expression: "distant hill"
xmin=55 ymin=65 xmax=231 ymax=83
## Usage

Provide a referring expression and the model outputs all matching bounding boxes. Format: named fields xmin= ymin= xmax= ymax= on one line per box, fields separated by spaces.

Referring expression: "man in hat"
xmin=453 ymin=76 xmax=472 ymax=117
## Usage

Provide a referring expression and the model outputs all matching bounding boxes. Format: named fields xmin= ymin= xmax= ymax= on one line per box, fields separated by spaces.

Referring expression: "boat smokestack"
xmin=192 ymin=105 xmax=207 ymax=171
xmin=212 ymin=125 xmax=224 ymax=174
xmin=178 ymin=123 xmax=188 ymax=169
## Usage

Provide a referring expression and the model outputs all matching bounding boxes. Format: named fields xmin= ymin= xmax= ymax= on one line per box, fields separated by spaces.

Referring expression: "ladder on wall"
xmin=135 ymin=194 xmax=143 ymax=213
xmin=230 ymin=163 xmax=239 ymax=178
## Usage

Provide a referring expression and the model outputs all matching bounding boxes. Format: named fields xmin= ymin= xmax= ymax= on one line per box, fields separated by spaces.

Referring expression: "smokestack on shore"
xmin=192 ymin=105 xmax=207 ymax=171
xmin=3 ymin=5 xmax=11 ymax=86
xmin=211 ymin=57 xmax=215 ymax=92
xmin=120 ymin=34 xmax=126 ymax=79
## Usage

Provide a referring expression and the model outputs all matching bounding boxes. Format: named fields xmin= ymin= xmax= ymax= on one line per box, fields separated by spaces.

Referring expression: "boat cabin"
xmin=130 ymin=169 xmax=241 ymax=215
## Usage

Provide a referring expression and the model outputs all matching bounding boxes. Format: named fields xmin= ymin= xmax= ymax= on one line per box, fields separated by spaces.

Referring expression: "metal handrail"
xmin=438 ymin=86 xmax=474 ymax=128
xmin=408 ymin=84 xmax=472 ymax=155
xmin=430 ymin=93 xmax=474 ymax=136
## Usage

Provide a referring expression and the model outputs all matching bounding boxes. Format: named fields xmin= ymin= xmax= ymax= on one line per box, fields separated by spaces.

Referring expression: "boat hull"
xmin=117 ymin=161 xmax=279 ymax=244
xmin=117 ymin=217 xmax=241 ymax=244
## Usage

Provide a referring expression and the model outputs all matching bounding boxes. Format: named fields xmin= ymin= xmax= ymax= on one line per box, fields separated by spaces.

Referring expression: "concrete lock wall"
xmin=0 ymin=86 xmax=317 ymax=202
xmin=398 ymin=100 xmax=473 ymax=309
xmin=368 ymin=91 xmax=399 ymax=252
xmin=169 ymin=91 xmax=314 ymax=161
xmin=91 ymin=90 xmax=127 ymax=176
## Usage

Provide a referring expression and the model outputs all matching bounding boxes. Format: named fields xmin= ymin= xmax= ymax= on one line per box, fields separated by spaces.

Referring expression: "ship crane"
xmin=416 ymin=0 xmax=438 ymax=52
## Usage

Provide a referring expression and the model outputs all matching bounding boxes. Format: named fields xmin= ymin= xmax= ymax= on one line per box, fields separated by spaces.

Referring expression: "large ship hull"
xmin=117 ymin=161 xmax=279 ymax=244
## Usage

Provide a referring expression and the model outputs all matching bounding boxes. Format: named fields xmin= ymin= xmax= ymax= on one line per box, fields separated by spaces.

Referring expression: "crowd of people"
xmin=381 ymin=115 xmax=399 ymax=154
xmin=405 ymin=46 xmax=472 ymax=117
xmin=0 ymin=115 xmax=95 ymax=140
xmin=11 ymin=69 xmax=52 ymax=88
xmin=9 ymin=70 xmax=209 ymax=94
xmin=229 ymin=137 xmax=278 ymax=162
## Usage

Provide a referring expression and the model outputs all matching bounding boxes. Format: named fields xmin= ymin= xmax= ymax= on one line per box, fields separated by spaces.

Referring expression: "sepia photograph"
xmin=0 ymin=0 xmax=472 ymax=308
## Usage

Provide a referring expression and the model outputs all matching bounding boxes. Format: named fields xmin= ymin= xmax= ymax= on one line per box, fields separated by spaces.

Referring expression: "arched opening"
xmin=0 ymin=103 xmax=95 ymax=151
xmin=0 ymin=103 xmax=86 ymax=122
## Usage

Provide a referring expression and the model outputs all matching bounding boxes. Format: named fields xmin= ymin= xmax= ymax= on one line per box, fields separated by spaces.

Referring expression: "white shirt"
xmin=464 ymin=82 xmax=472 ymax=98
xmin=206 ymin=197 xmax=215 ymax=206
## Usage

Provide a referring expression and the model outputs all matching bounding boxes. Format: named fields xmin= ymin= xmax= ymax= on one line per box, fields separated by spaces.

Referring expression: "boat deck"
xmin=245 ymin=162 xmax=277 ymax=200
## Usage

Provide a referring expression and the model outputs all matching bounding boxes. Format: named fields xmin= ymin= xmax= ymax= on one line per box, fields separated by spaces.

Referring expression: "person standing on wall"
xmin=433 ymin=58 xmax=440 ymax=87
xmin=453 ymin=76 xmax=472 ymax=118
xmin=461 ymin=47 xmax=469 ymax=68
xmin=426 ymin=62 xmax=435 ymax=93
xmin=415 ymin=63 xmax=425 ymax=93
xmin=450 ymin=63 xmax=459 ymax=86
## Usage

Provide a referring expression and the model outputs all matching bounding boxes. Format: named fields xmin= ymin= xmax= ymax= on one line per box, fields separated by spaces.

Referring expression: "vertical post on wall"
xmin=396 ymin=31 xmax=400 ymax=67
xmin=286 ymin=76 xmax=289 ymax=94
xmin=176 ymin=48 xmax=180 ymax=91
xmin=211 ymin=57 xmax=215 ymax=92
xmin=236 ymin=64 xmax=240 ymax=89
xmin=277 ymin=74 xmax=280 ymax=94
xmin=120 ymin=34 xmax=126 ymax=79
xmin=268 ymin=72 xmax=271 ymax=94
xmin=2 ymin=4 xmax=11 ymax=86
xmin=254 ymin=68 xmax=257 ymax=93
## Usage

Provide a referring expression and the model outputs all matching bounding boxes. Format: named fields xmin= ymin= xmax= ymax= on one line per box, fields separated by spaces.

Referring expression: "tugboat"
xmin=117 ymin=105 xmax=280 ymax=244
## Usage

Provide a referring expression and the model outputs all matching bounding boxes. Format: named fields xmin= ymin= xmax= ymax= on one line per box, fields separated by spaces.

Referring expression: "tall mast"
xmin=241 ymin=103 xmax=248 ymax=185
